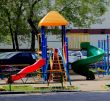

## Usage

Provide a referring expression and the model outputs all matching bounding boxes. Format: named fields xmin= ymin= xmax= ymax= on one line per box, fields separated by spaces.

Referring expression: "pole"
xmin=41 ymin=26 xmax=47 ymax=78
xmin=107 ymin=34 xmax=109 ymax=73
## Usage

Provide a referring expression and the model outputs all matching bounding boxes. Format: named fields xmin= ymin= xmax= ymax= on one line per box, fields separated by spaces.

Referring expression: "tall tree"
xmin=52 ymin=0 xmax=110 ymax=28
xmin=0 ymin=0 xmax=29 ymax=50
xmin=27 ymin=0 xmax=41 ymax=50
xmin=0 ymin=0 xmax=110 ymax=50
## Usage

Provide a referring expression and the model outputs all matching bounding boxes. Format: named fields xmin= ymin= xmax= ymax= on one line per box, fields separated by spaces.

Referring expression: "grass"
xmin=2 ymin=85 xmax=33 ymax=92
xmin=0 ymin=85 xmax=78 ymax=93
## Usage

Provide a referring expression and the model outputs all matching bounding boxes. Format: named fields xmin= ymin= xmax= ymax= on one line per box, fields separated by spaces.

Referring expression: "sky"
xmin=91 ymin=7 xmax=110 ymax=29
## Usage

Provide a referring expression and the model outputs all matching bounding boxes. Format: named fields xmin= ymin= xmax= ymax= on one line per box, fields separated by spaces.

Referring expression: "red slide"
xmin=9 ymin=59 xmax=45 ymax=82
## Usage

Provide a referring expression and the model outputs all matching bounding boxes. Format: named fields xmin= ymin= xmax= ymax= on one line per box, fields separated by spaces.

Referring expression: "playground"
xmin=0 ymin=11 xmax=110 ymax=92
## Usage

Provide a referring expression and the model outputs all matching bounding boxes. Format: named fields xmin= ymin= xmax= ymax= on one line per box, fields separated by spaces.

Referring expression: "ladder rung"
xmin=53 ymin=75 xmax=61 ymax=77
xmin=47 ymin=70 xmax=63 ymax=72
xmin=53 ymin=62 xmax=62 ymax=64
xmin=53 ymin=77 xmax=61 ymax=78
xmin=53 ymin=76 xmax=61 ymax=78
xmin=53 ymin=60 xmax=62 ymax=62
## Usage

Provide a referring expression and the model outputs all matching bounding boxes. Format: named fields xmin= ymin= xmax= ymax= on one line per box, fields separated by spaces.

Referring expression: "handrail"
xmin=45 ymin=50 xmax=53 ymax=72
xmin=58 ymin=49 xmax=67 ymax=72
xmin=43 ymin=49 xmax=53 ymax=80
xmin=58 ymin=48 xmax=71 ymax=85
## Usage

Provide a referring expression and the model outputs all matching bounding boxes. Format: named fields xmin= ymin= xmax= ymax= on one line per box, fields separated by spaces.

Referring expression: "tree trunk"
xmin=14 ymin=0 xmax=23 ymax=50
xmin=9 ymin=24 xmax=15 ymax=50
xmin=7 ymin=10 xmax=15 ymax=49
xmin=28 ymin=18 xmax=41 ymax=50
xmin=31 ymin=30 xmax=35 ymax=51
xmin=14 ymin=31 xmax=19 ymax=50
xmin=27 ymin=0 xmax=41 ymax=51
xmin=10 ymin=28 xmax=15 ymax=50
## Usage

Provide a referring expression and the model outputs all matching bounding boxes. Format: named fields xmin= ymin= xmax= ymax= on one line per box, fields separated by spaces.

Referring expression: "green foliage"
xmin=54 ymin=0 xmax=110 ymax=28
xmin=0 ymin=0 xmax=110 ymax=48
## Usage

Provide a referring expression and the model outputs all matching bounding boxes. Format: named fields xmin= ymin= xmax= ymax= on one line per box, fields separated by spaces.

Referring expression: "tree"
xmin=0 ymin=0 xmax=110 ymax=50
xmin=52 ymin=0 xmax=110 ymax=28
xmin=0 ymin=0 xmax=30 ymax=50
xmin=28 ymin=0 xmax=110 ymax=28
xmin=0 ymin=0 xmax=42 ymax=50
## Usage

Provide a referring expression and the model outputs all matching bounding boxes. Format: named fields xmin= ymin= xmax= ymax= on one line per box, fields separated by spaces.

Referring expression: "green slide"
xmin=71 ymin=42 xmax=105 ymax=80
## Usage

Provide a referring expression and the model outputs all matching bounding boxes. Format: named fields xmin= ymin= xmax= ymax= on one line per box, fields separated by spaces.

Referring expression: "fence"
xmin=67 ymin=33 xmax=90 ymax=50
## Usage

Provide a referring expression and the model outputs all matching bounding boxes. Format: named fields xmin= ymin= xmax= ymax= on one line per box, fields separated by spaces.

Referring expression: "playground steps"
xmin=48 ymin=49 xmax=67 ymax=82
xmin=52 ymin=60 xmax=67 ymax=81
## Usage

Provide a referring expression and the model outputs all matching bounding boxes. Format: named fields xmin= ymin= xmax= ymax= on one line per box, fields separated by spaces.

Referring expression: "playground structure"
xmin=6 ymin=11 xmax=71 ymax=85
xmin=66 ymin=32 xmax=105 ymax=79
xmin=71 ymin=42 xmax=104 ymax=80
xmin=7 ymin=59 xmax=45 ymax=83
xmin=38 ymin=11 xmax=71 ymax=85
xmin=0 ymin=11 xmax=107 ymax=86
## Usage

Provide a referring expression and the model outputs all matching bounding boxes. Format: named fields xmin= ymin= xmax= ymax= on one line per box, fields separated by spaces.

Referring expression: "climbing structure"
xmin=47 ymin=48 xmax=67 ymax=83
xmin=38 ymin=11 xmax=71 ymax=85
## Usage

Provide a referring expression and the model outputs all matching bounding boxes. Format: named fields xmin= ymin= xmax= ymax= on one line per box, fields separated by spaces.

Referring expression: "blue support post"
xmin=103 ymin=40 xmax=107 ymax=72
xmin=106 ymin=34 xmax=109 ymax=74
xmin=98 ymin=40 xmax=100 ymax=48
xmin=65 ymin=37 xmax=68 ymax=67
xmin=104 ymin=40 xmax=106 ymax=51
xmin=101 ymin=40 xmax=103 ymax=49
xmin=41 ymin=26 xmax=45 ymax=58
xmin=65 ymin=37 xmax=71 ymax=84
xmin=62 ymin=25 xmax=66 ymax=42
xmin=61 ymin=25 xmax=71 ymax=85
xmin=45 ymin=37 xmax=47 ymax=61
xmin=41 ymin=26 xmax=47 ymax=79
xmin=44 ymin=37 xmax=47 ymax=80
xmin=44 ymin=37 xmax=47 ymax=71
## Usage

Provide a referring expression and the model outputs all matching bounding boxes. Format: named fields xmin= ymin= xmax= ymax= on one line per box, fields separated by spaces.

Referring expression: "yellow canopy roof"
xmin=39 ymin=11 xmax=69 ymax=26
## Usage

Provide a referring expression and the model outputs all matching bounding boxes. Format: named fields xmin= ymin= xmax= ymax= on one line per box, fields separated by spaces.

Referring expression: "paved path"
xmin=70 ymin=75 xmax=110 ymax=92
xmin=31 ymin=75 xmax=110 ymax=92
xmin=0 ymin=74 xmax=110 ymax=92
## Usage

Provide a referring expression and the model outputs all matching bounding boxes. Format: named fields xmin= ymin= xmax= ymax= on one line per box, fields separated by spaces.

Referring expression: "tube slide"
xmin=71 ymin=42 xmax=104 ymax=80
xmin=7 ymin=59 xmax=45 ymax=83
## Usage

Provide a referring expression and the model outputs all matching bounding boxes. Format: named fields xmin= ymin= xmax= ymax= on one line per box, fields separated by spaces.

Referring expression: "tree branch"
xmin=29 ymin=0 xmax=41 ymax=18
xmin=59 ymin=1 xmax=73 ymax=13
